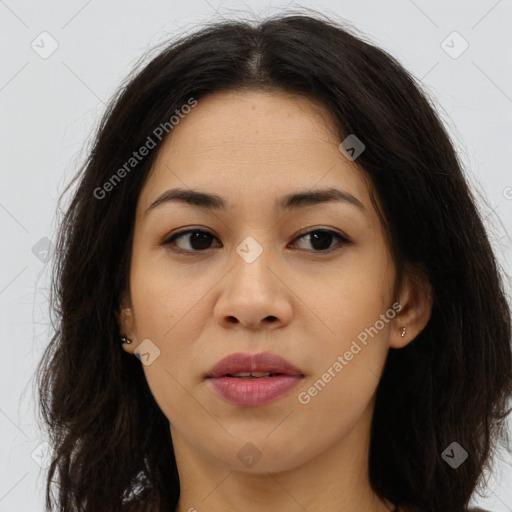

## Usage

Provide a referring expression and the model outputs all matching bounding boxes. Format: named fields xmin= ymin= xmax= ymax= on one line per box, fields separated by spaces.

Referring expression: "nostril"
xmin=224 ymin=315 xmax=277 ymax=326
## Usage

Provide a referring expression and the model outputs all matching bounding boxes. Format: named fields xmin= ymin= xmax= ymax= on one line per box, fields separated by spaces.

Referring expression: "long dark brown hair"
xmin=35 ymin=9 xmax=512 ymax=512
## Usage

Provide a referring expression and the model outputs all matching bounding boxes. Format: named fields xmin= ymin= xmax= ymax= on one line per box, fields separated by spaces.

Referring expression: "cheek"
xmin=296 ymin=295 xmax=390 ymax=430
xmin=305 ymin=250 xmax=393 ymax=343
xmin=129 ymin=249 xmax=208 ymax=336
xmin=297 ymin=252 xmax=394 ymax=405
xmin=335 ymin=244 xmax=394 ymax=325
xmin=128 ymin=256 xmax=212 ymax=387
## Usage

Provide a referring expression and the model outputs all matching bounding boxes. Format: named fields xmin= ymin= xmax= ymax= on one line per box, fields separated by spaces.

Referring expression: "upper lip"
xmin=206 ymin=352 xmax=305 ymax=378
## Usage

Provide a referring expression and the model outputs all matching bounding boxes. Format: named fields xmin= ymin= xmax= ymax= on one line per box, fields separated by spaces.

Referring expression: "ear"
xmin=390 ymin=265 xmax=433 ymax=349
xmin=116 ymin=291 xmax=137 ymax=354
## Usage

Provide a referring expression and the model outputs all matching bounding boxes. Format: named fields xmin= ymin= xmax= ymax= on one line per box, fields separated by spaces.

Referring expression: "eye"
xmin=162 ymin=228 xmax=350 ymax=253
xmin=290 ymin=228 xmax=351 ymax=252
xmin=163 ymin=229 xmax=220 ymax=252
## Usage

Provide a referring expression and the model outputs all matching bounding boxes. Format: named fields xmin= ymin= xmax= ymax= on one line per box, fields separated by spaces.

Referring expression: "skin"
xmin=117 ymin=90 xmax=432 ymax=512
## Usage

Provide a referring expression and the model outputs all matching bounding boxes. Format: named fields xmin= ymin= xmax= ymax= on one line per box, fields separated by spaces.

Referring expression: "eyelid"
xmin=162 ymin=226 xmax=352 ymax=253
xmin=289 ymin=228 xmax=351 ymax=253
xmin=292 ymin=225 xmax=351 ymax=243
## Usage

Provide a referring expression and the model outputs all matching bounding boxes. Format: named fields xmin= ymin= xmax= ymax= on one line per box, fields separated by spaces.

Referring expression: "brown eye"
xmin=290 ymin=229 xmax=350 ymax=252
xmin=162 ymin=228 xmax=350 ymax=254
xmin=163 ymin=230 xmax=219 ymax=252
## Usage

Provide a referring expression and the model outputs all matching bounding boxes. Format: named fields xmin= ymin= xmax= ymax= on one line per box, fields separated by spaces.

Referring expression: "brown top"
xmin=399 ymin=508 xmax=490 ymax=512
xmin=123 ymin=500 xmax=491 ymax=512
xmin=125 ymin=500 xmax=490 ymax=512
xmin=123 ymin=500 xmax=160 ymax=511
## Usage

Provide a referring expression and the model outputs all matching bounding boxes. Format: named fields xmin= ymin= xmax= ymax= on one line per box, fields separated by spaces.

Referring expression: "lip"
xmin=206 ymin=351 xmax=304 ymax=378
xmin=205 ymin=352 xmax=305 ymax=407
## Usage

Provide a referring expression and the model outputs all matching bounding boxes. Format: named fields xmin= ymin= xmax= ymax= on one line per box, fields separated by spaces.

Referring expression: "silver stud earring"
xmin=401 ymin=327 xmax=407 ymax=337
xmin=120 ymin=335 xmax=132 ymax=344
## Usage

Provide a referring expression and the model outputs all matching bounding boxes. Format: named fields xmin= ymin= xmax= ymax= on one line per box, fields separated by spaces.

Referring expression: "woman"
xmin=35 ymin=10 xmax=511 ymax=512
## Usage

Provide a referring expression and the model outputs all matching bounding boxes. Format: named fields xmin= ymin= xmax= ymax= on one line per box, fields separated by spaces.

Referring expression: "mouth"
xmin=206 ymin=351 xmax=304 ymax=379
xmin=222 ymin=371 xmax=285 ymax=379
xmin=205 ymin=352 xmax=305 ymax=406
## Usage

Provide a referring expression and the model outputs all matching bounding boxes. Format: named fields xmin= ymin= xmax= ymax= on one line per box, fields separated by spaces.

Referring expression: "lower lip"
xmin=207 ymin=375 xmax=304 ymax=406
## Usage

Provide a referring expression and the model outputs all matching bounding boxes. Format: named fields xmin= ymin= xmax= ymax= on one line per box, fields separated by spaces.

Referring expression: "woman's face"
xmin=119 ymin=90 xmax=422 ymax=473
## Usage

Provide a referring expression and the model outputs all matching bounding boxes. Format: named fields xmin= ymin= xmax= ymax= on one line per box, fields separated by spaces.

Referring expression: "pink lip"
xmin=206 ymin=352 xmax=305 ymax=407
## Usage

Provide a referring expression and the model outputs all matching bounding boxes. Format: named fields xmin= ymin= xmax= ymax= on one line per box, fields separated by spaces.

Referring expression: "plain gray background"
xmin=1 ymin=1 xmax=511 ymax=510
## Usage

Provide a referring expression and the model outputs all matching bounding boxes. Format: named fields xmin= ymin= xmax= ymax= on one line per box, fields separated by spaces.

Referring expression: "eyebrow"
xmin=145 ymin=187 xmax=367 ymax=215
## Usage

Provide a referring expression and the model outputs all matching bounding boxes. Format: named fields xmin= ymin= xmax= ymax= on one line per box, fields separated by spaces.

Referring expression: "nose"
xmin=213 ymin=245 xmax=293 ymax=331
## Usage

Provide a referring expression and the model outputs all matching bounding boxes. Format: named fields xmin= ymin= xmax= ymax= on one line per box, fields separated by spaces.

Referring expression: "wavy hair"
xmin=35 ymin=10 xmax=512 ymax=512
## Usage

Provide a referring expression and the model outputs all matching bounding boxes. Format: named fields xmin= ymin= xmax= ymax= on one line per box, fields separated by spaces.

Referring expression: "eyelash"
xmin=162 ymin=228 xmax=351 ymax=254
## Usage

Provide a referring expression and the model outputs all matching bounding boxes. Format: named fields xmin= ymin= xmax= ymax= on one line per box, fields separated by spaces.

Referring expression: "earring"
xmin=401 ymin=327 xmax=407 ymax=337
xmin=120 ymin=335 xmax=132 ymax=344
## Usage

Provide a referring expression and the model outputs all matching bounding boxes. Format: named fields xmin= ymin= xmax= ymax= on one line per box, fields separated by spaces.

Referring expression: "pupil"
xmin=310 ymin=231 xmax=332 ymax=250
xmin=191 ymin=232 xmax=212 ymax=250
xmin=187 ymin=231 xmax=333 ymax=251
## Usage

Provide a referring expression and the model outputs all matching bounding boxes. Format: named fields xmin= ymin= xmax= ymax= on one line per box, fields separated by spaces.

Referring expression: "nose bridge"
xmin=235 ymin=233 xmax=267 ymax=266
xmin=231 ymin=234 xmax=274 ymax=291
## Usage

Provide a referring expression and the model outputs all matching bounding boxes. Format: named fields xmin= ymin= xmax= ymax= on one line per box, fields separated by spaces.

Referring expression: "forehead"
xmin=156 ymin=90 xmax=340 ymax=165
xmin=137 ymin=90 xmax=373 ymax=218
